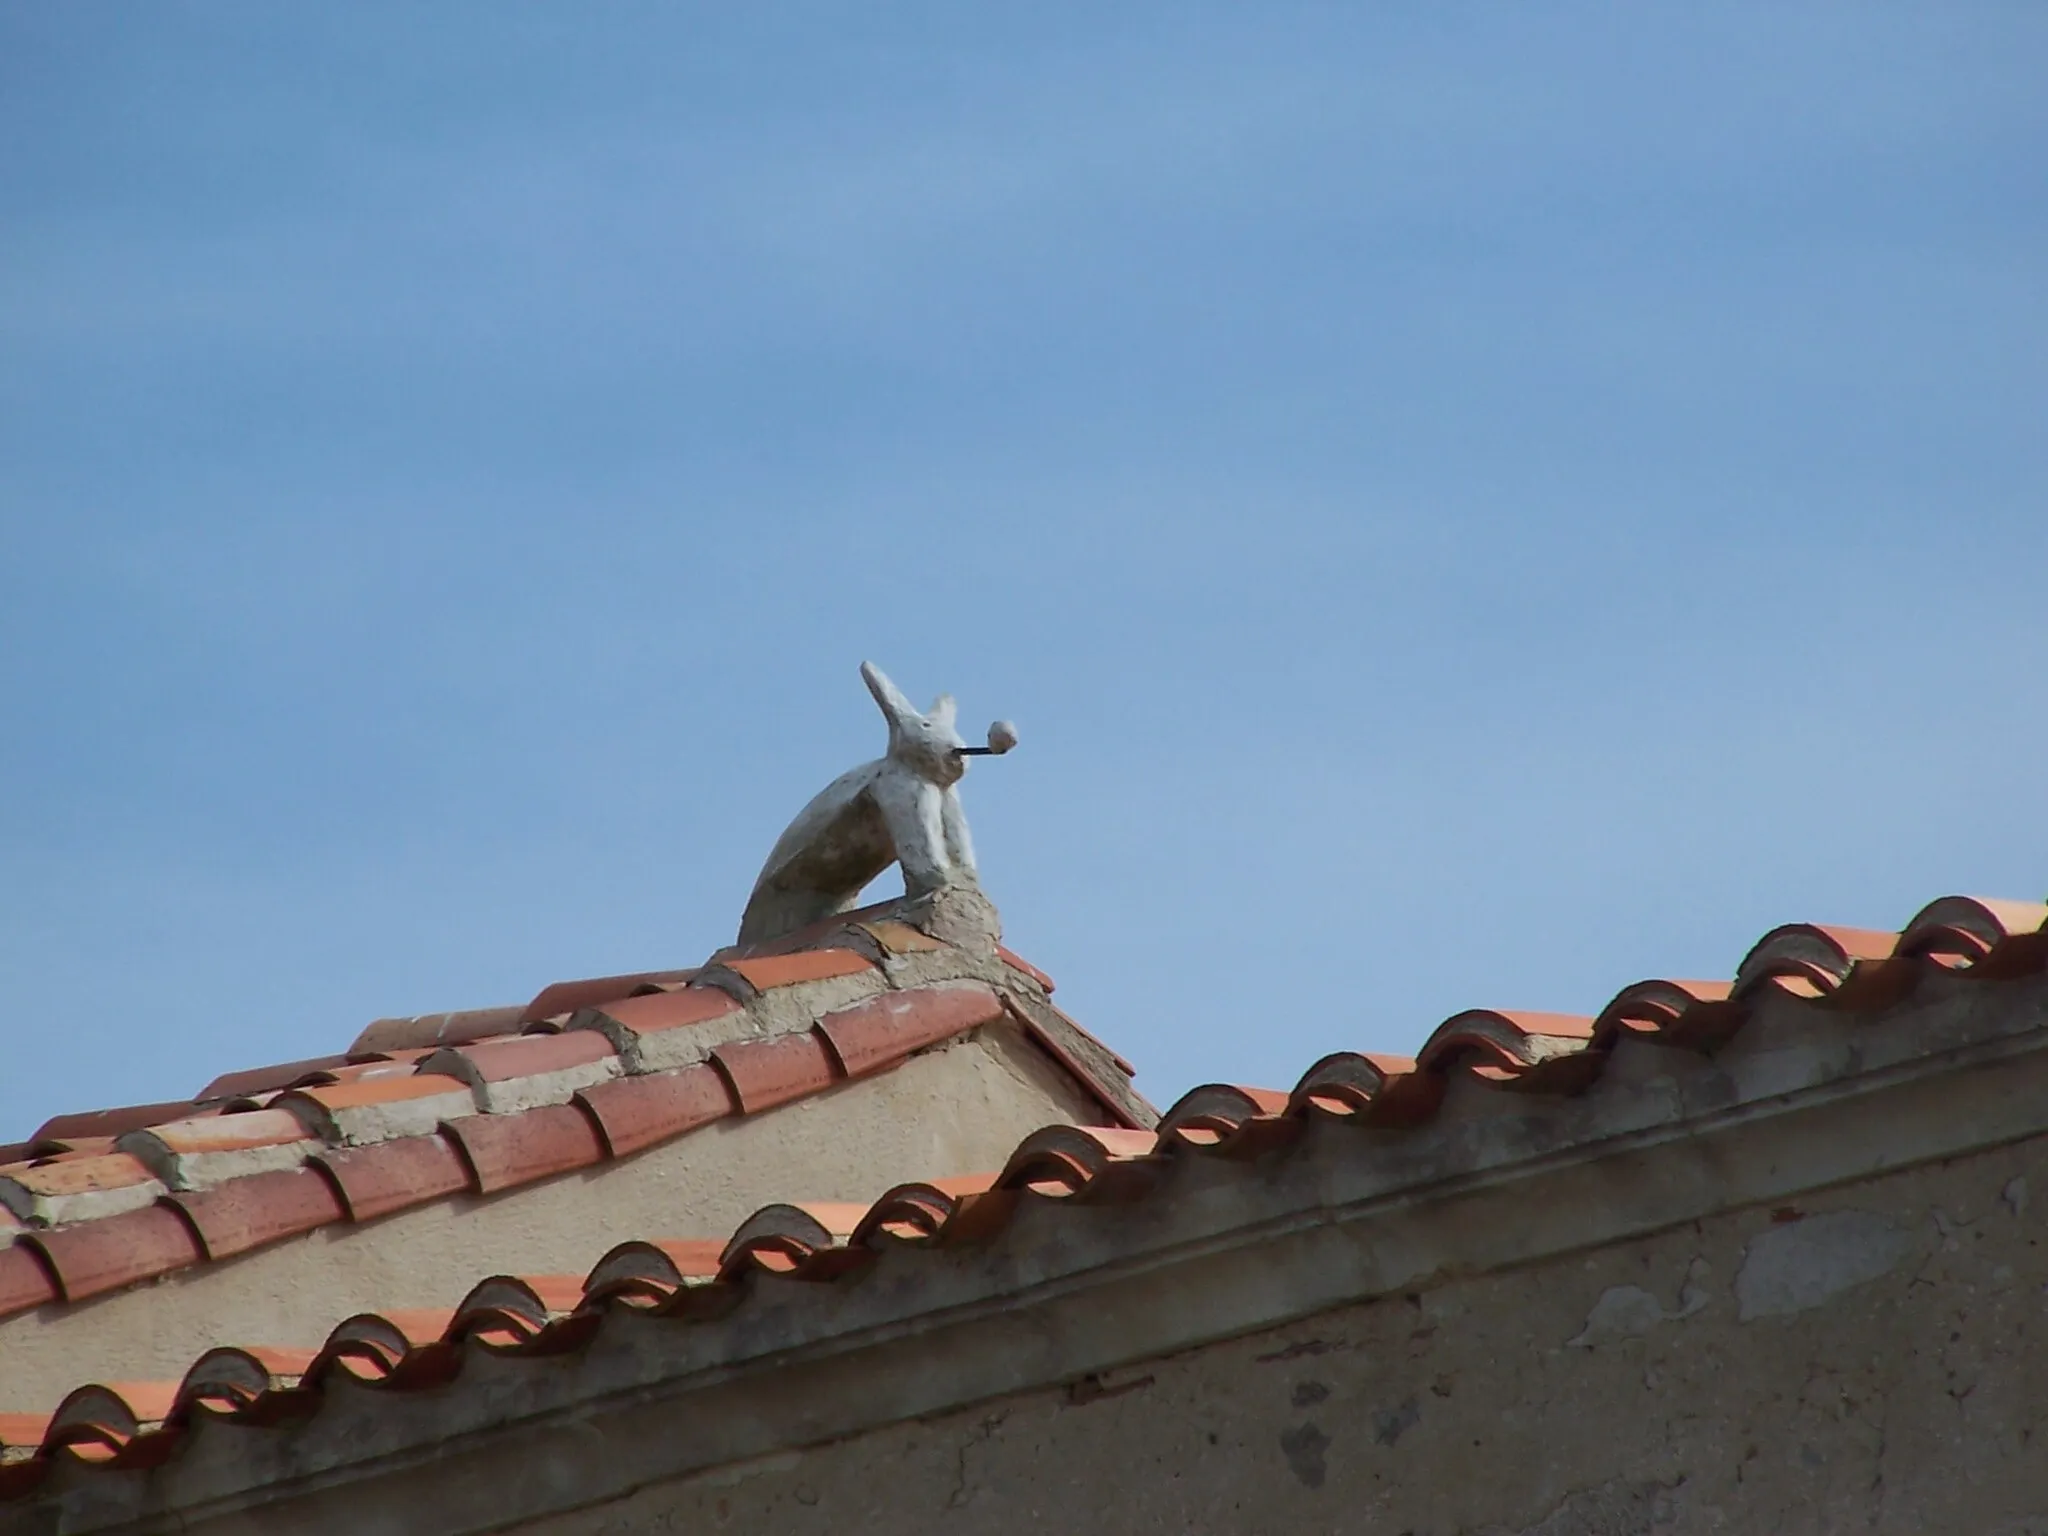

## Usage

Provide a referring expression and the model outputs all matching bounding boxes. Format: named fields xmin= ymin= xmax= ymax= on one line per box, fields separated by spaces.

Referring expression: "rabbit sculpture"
xmin=737 ymin=662 xmax=1017 ymax=946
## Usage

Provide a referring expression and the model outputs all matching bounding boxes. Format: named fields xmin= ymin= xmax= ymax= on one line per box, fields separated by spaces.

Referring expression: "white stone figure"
xmin=737 ymin=662 xmax=1017 ymax=946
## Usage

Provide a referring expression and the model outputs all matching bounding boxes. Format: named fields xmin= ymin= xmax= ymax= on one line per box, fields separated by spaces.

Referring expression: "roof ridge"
xmin=2 ymin=926 xmax=1134 ymax=1319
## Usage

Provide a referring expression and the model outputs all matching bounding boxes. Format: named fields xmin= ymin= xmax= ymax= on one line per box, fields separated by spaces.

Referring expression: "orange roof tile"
xmin=194 ymin=1056 xmax=356 ymax=1104
xmin=169 ymin=1168 xmax=346 ymax=1261
xmin=815 ymin=983 xmax=1006 ymax=1078
xmin=30 ymin=1103 xmax=204 ymax=1145
xmin=576 ymin=1063 xmax=734 ymax=1158
xmin=314 ymin=1135 xmax=472 ymax=1223
xmin=520 ymin=969 xmax=700 ymax=1026
xmin=580 ymin=987 xmax=741 ymax=1037
xmin=711 ymin=947 xmax=878 ymax=994
xmin=0 ymin=1246 xmax=55 ymax=1318
xmin=22 ymin=1206 xmax=204 ymax=1304
xmin=443 ymin=1104 xmax=606 ymax=1194
xmin=711 ymin=1031 xmax=839 ymax=1114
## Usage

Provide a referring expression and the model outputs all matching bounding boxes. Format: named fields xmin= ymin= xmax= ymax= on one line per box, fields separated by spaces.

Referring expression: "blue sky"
xmin=3 ymin=4 xmax=2044 ymax=1137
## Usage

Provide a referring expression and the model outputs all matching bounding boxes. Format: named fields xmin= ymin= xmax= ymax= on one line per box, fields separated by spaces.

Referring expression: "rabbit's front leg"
xmin=872 ymin=769 xmax=953 ymax=899
xmin=939 ymin=785 xmax=979 ymax=886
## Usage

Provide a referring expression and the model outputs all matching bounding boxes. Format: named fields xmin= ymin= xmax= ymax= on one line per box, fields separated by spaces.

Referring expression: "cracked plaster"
xmin=513 ymin=1131 xmax=2048 ymax=1536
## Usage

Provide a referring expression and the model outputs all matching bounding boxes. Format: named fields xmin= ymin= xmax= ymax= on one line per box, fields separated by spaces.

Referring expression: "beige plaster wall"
xmin=0 ymin=1023 xmax=1095 ymax=1410
xmin=525 ymin=1127 xmax=2048 ymax=1536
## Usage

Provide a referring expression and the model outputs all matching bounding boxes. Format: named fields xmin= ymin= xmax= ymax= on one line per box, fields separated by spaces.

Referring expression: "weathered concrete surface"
xmin=0 ymin=1022 xmax=1095 ymax=1409
xmin=527 ymin=1130 xmax=2048 ymax=1535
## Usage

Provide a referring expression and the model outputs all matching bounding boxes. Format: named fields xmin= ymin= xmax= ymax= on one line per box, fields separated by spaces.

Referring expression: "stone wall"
xmin=526 ymin=1128 xmax=2048 ymax=1536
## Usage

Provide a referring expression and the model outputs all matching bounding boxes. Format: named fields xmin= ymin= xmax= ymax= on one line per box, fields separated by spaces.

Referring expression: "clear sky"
xmin=3 ymin=5 xmax=2044 ymax=1137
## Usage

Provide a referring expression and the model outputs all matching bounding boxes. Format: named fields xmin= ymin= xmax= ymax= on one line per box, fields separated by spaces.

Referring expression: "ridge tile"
xmin=278 ymin=1075 xmax=476 ymax=1146
xmin=418 ymin=1034 xmax=620 ymax=1115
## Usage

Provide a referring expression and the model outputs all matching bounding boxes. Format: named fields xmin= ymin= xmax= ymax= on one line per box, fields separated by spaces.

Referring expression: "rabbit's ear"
xmin=926 ymin=692 xmax=958 ymax=730
xmin=860 ymin=661 xmax=919 ymax=731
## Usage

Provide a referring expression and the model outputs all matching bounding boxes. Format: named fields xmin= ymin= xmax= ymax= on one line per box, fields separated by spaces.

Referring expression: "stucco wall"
xmin=0 ymin=1022 xmax=1096 ymax=1409
xmin=523 ymin=1126 xmax=2048 ymax=1536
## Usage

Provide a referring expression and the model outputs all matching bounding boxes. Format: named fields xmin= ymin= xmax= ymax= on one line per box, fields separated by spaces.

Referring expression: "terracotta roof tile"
xmin=428 ymin=1032 xmax=618 ymax=1085
xmin=571 ymin=988 xmax=749 ymax=1073
xmin=1899 ymin=896 xmax=2048 ymax=974
xmin=6 ymin=1137 xmax=117 ymax=1163
xmin=1157 ymin=1084 xmax=1288 ymax=1146
xmin=849 ymin=1181 xmax=973 ymax=1247
xmin=124 ymin=1109 xmax=313 ymax=1159
xmin=277 ymin=1074 xmax=476 ymax=1146
xmin=59 ymin=1138 xmax=123 ymax=1156
xmin=576 ymin=1064 xmax=736 ymax=1159
xmin=515 ymin=1273 xmax=589 ymax=1316
xmin=995 ymin=1125 xmax=1159 ymax=1196
xmin=417 ymin=1032 xmax=620 ymax=1114
xmin=315 ymin=1135 xmax=473 ymax=1223
xmin=521 ymin=970 xmax=700 ymax=1025
xmin=282 ymin=1060 xmax=415 ymax=1092
xmin=337 ymin=1306 xmax=458 ymax=1351
xmin=583 ymin=1238 xmax=725 ymax=1306
xmin=579 ymin=988 xmax=743 ymax=1037
xmin=30 ymin=1102 xmax=201 ymax=1144
xmin=709 ymin=948 xmax=878 ymax=995
xmin=1734 ymin=923 xmax=1904 ymax=998
xmin=0 ymin=1243 xmax=57 ymax=1320
xmin=0 ymin=1409 xmax=53 ymax=1451
xmin=1282 ymin=1052 xmax=1395 ymax=1117
xmin=347 ymin=1005 xmax=527 ymax=1057
xmin=42 ymin=1380 xmax=181 ymax=1463
xmin=288 ymin=1310 xmax=459 ymax=1394
xmin=0 ymin=1153 xmax=166 ymax=1227
xmin=173 ymin=1345 xmax=317 ymax=1420
xmin=24 ymin=1206 xmax=203 ymax=1303
xmin=283 ymin=1075 xmax=467 ymax=1113
xmin=169 ymin=1168 xmax=347 ymax=1260
xmin=718 ymin=1201 xmax=876 ymax=1279
xmin=443 ymin=1104 xmax=607 ymax=1195
xmin=995 ymin=944 xmax=1056 ymax=993
xmin=0 ymin=1150 xmax=155 ymax=1193
xmin=814 ymin=982 xmax=1005 ymax=1078
xmin=1591 ymin=978 xmax=1735 ymax=1037
xmin=1415 ymin=1009 xmax=1598 ymax=1077
xmin=858 ymin=920 xmax=945 ymax=955
xmin=711 ymin=1032 xmax=839 ymax=1114
xmin=716 ymin=899 xmax=899 ymax=962
xmin=116 ymin=1109 xmax=319 ymax=1197
xmin=923 ymin=1172 xmax=1001 ymax=1198
xmin=194 ymin=1056 xmax=356 ymax=1104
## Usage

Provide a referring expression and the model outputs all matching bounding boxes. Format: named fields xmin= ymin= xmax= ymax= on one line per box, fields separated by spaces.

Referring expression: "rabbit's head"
xmin=862 ymin=661 xmax=971 ymax=786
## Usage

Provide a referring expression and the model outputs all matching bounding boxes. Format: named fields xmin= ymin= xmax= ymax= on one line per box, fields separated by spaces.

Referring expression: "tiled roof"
xmin=0 ymin=908 xmax=1147 ymax=1321
xmin=3 ymin=891 xmax=2042 ymax=1500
